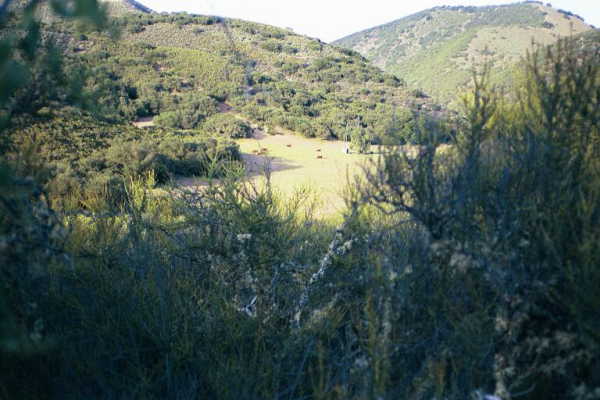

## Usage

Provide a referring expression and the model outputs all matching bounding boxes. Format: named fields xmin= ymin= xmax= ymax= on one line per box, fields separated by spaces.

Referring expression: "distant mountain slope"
xmin=334 ymin=1 xmax=594 ymax=106
xmin=100 ymin=0 xmax=153 ymax=15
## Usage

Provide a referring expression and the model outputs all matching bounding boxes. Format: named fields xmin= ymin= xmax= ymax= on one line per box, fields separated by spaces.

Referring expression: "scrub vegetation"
xmin=1 ymin=1 xmax=599 ymax=399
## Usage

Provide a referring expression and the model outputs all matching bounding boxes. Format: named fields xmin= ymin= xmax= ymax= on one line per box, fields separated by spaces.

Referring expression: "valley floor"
xmin=179 ymin=131 xmax=377 ymax=217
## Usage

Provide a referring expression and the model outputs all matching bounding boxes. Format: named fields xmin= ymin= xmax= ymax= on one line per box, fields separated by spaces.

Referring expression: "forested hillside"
xmin=334 ymin=1 xmax=594 ymax=106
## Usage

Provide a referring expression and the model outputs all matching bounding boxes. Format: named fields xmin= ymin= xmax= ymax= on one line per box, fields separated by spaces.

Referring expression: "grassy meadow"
xmin=177 ymin=129 xmax=377 ymax=217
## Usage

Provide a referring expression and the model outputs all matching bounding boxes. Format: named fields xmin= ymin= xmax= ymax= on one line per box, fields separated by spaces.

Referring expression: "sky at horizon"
xmin=139 ymin=0 xmax=600 ymax=42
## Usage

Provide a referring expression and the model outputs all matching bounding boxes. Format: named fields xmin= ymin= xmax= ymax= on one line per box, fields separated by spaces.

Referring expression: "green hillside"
xmin=81 ymin=11 xmax=436 ymax=141
xmin=2 ymin=3 xmax=442 ymax=201
xmin=101 ymin=0 xmax=154 ymax=15
xmin=334 ymin=1 xmax=594 ymax=106
xmin=3 ymin=1 xmax=600 ymax=399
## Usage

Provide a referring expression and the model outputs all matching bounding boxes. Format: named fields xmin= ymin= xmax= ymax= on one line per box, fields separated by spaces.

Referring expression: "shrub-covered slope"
xmin=3 ymin=2 xmax=600 ymax=399
xmin=334 ymin=1 xmax=594 ymax=106
xmin=6 ymin=109 xmax=242 ymax=206
xmin=67 ymin=11 xmax=440 ymax=143
xmin=101 ymin=0 xmax=154 ymax=15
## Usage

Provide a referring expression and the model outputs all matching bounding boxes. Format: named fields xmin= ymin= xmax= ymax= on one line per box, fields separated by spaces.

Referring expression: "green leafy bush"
xmin=201 ymin=113 xmax=253 ymax=139
xmin=5 ymin=111 xmax=241 ymax=203
xmin=16 ymin=4 xmax=600 ymax=400
xmin=356 ymin=37 xmax=600 ymax=399
xmin=154 ymin=94 xmax=219 ymax=129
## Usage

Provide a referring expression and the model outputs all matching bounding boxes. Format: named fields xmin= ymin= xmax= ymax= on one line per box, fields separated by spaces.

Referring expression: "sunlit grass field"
xmin=179 ymin=131 xmax=377 ymax=217
xmin=240 ymin=132 xmax=376 ymax=216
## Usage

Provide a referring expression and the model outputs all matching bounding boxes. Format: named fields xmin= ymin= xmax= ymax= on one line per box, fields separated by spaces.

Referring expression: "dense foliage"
xmin=1 ymin=2 xmax=600 ymax=400
xmin=4 ymin=109 xmax=241 ymax=208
